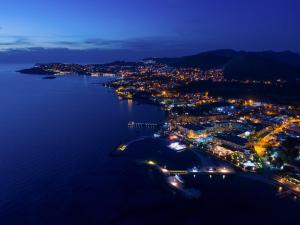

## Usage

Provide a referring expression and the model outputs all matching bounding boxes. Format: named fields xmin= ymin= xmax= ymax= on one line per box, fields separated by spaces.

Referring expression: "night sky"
xmin=1 ymin=0 xmax=300 ymax=62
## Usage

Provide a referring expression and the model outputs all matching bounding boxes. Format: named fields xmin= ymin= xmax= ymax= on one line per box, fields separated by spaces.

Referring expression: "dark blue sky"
xmin=1 ymin=0 xmax=300 ymax=62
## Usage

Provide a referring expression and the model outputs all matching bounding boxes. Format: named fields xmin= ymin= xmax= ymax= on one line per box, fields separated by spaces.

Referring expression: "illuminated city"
xmin=20 ymin=56 xmax=300 ymax=199
xmin=7 ymin=44 xmax=300 ymax=225
xmin=1 ymin=0 xmax=300 ymax=225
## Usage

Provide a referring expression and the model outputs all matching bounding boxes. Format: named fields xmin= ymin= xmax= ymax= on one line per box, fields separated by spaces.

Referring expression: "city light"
xmin=219 ymin=167 xmax=231 ymax=174
xmin=170 ymin=181 xmax=178 ymax=187
xmin=147 ymin=160 xmax=156 ymax=165
xmin=168 ymin=142 xmax=186 ymax=151
xmin=161 ymin=168 xmax=169 ymax=173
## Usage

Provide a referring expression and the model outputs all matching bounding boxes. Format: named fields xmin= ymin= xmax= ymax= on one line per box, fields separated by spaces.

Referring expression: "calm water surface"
xmin=0 ymin=64 xmax=299 ymax=225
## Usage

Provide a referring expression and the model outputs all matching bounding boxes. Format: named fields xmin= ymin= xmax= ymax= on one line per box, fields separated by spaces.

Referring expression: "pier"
xmin=165 ymin=167 xmax=233 ymax=175
xmin=128 ymin=121 xmax=158 ymax=128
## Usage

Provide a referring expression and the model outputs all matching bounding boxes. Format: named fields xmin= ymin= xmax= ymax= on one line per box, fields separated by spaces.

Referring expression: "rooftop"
xmin=215 ymin=134 xmax=248 ymax=147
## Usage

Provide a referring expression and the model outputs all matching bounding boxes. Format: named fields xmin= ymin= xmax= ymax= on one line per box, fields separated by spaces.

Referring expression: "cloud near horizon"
xmin=1 ymin=35 xmax=299 ymax=64
xmin=0 ymin=35 xmax=200 ymax=51
xmin=0 ymin=46 xmax=199 ymax=64
xmin=0 ymin=35 xmax=208 ymax=63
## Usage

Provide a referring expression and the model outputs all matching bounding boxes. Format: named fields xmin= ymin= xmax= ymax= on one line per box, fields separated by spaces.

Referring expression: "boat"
xmin=117 ymin=144 xmax=127 ymax=151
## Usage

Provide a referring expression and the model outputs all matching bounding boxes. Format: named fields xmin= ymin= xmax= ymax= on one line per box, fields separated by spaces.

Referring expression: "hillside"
xmin=151 ymin=50 xmax=300 ymax=80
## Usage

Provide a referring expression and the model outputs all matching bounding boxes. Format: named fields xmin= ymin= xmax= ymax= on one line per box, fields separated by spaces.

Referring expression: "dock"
xmin=128 ymin=121 xmax=158 ymax=128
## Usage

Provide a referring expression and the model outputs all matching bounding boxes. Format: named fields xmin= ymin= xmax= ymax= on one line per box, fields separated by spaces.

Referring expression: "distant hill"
xmin=18 ymin=67 xmax=55 ymax=75
xmin=149 ymin=49 xmax=300 ymax=80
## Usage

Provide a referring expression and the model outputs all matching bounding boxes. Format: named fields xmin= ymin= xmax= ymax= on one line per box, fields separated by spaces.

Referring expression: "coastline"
xmin=15 ymin=64 xmax=300 ymax=199
xmin=105 ymin=81 xmax=300 ymax=199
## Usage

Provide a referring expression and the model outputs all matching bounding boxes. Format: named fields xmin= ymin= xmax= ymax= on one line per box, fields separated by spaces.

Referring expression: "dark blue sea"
xmin=0 ymin=64 xmax=299 ymax=225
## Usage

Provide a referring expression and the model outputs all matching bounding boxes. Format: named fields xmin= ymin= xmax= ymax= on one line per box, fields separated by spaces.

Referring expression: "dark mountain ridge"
xmin=149 ymin=49 xmax=300 ymax=80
